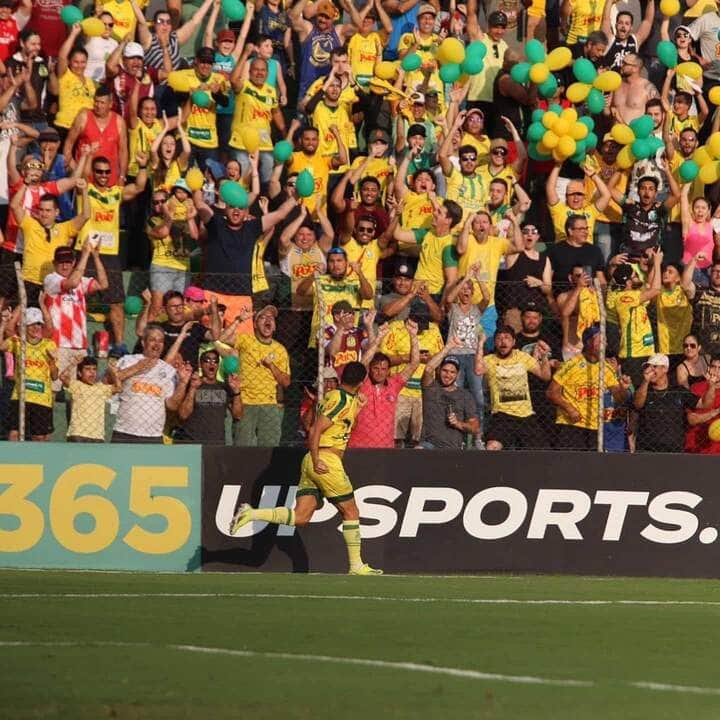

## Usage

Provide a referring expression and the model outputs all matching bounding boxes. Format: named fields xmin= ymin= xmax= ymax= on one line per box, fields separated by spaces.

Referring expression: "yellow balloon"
xmin=546 ymin=46 xmax=572 ymax=71
xmin=570 ymin=122 xmax=589 ymax=140
xmin=708 ymin=133 xmax=720 ymax=159
xmin=168 ymin=71 xmax=193 ymax=93
xmin=693 ymin=146 xmax=712 ymax=166
xmin=699 ymin=161 xmax=720 ymax=184
xmin=542 ymin=111 xmax=559 ymax=129
xmin=677 ymin=61 xmax=703 ymax=80
xmin=552 ymin=148 xmax=566 ymax=163
xmin=559 ymin=107 xmax=578 ymax=125
xmin=81 ymin=16 xmax=105 ymax=37
xmin=186 ymin=167 xmax=204 ymax=191
xmin=240 ymin=127 xmax=260 ymax=153
xmin=375 ymin=61 xmax=397 ymax=81
xmin=537 ymin=141 xmax=552 ymax=156
xmin=710 ymin=86 xmax=720 ymax=106
xmin=660 ymin=0 xmax=680 ymax=15
xmin=593 ymin=70 xmax=622 ymax=93
xmin=617 ymin=145 xmax=635 ymax=169
xmin=566 ymin=82 xmax=591 ymax=104
xmin=553 ymin=119 xmax=570 ymax=137
xmin=557 ymin=135 xmax=576 ymax=158
xmin=709 ymin=418 xmax=720 ymax=442
xmin=437 ymin=37 xmax=465 ymax=65
xmin=611 ymin=124 xmax=635 ymax=145
xmin=529 ymin=63 xmax=550 ymax=84
xmin=543 ymin=130 xmax=560 ymax=149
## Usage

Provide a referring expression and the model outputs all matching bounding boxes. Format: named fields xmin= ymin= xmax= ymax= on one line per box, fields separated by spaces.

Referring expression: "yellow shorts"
xmin=298 ymin=450 xmax=354 ymax=503
xmin=527 ymin=0 xmax=546 ymax=17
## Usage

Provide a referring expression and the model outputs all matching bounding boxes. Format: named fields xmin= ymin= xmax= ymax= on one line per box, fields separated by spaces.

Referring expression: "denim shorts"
xmin=149 ymin=264 xmax=190 ymax=294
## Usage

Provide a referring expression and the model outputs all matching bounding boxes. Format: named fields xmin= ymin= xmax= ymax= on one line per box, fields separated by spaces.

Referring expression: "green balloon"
xmin=124 ymin=296 xmax=143 ymax=316
xmin=401 ymin=53 xmax=422 ymax=72
xmin=629 ymin=114 xmax=654 ymax=139
xmin=570 ymin=150 xmax=586 ymax=164
xmin=466 ymin=41 xmax=487 ymax=60
xmin=222 ymin=0 xmax=246 ymax=21
xmin=61 ymin=5 xmax=83 ymax=25
xmin=525 ymin=39 xmax=545 ymax=64
xmin=531 ymin=108 xmax=545 ymax=123
xmin=573 ymin=57 xmax=597 ymax=84
xmin=527 ymin=121 xmax=546 ymax=142
xmin=679 ymin=159 xmax=700 ymax=182
xmin=585 ymin=132 xmax=598 ymax=150
xmin=273 ymin=140 xmax=293 ymax=163
xmin=191 ymin=90 xmax=211 ymax=108
xmin=586 ymin=88 xmax=605 ymax=114
xmin=296 ymin=169 xmax=315 ymax=198
xmin=220 ymin=181 xmax=249 ymax=208
xmin=646 ymin=136 xmax=665 ymax=154
xmin=510 ymin=62 xmax=531 ymax=84
xmin=579 ymin=115 xmax=595 ymax=131
xmin=632 ymin=138 xmax=651 ymax=159
xmin=439 ymin=63 xmax=461 ymax=84
xmin=222 ymin=355 xmax=239 ymax=374
xmin=657 ymin=40 xmax=678 ymax=69
xmin=548 ymin=103 xmax=563 ymax=115
xmin=538 ymin=74 xmax=558 ymax=98
xmin=461 ymin=56 xmax=484 ymax=75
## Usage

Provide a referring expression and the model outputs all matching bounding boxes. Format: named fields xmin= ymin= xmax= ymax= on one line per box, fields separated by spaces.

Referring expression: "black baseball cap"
xmin=195 ymin=46 xmax=215 ymax=63
xmin=408 ymin=123 xmax=427 ymax=138
xmin=395 ymin=260 xmax=414 ymax=278
xmin=488 ymin=10 xmax=508 ymax=26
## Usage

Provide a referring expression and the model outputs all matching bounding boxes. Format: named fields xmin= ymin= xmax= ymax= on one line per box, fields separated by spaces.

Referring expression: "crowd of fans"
xmin=1 ymin=0 xmax=720 ymax=453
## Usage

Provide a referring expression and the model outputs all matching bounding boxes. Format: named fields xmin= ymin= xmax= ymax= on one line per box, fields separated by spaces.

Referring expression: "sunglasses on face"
xmin=491 ymin=148 xmax=507 ymax=156
xmin=104 ymin=21 xmax=114 ymax=27
xmin=567 ymin=191 xmax=585 ymax=197
xmin=684 ymin=343 xmax=697 ymax=348
xmin=202 ymin=357 xmax=219 ymax=364
xmin=492 ymin=44 xmax=499 ymax=58
xmin=357 ymin=226 xmax=375 ymax=233
xmin=460 ymin=155 xmax=477 ymax=162
xmin=522 ymin=227 xmax=538 ymax=234
xmin=94 ymin=168 xmax=111 ymax=175
xmin=166 ymin=303 xmax=184 ymax=310
xmin=156 ymin=17 xmax=171 ymax=24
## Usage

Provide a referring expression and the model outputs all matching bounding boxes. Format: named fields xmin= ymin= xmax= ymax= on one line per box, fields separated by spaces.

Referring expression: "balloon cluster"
xmin=527 ymin=106 xmax=597 ymax=164
xmin=565 ymin=59 xmax=621 ymax=113
xmin=678 ymin=133 xmax=720 ymax=184
xmin=607 ymin=115 xmax=664 ymax=169
xmin=510 ymin=41 xmax=572 ymax=98
xmin=434 ymin=38 xmax=487 ymax=84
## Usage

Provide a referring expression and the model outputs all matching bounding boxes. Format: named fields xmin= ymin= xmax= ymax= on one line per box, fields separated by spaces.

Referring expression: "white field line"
xmin=4 ymin=640 xmax=720 ymax=697
xmin=3 ymin=592 xmax=720 ymax=607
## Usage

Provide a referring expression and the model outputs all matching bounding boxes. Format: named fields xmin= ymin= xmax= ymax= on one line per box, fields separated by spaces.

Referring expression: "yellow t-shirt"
xmin=484 ymin=349 xmax=538 ymax=418
xmin=55 ymin=70 xmax=95 ymax=129
xmin=67 ymin=380 xmax=113 ymax=439
xmin=21 ymin=216 xmax=77 ymax=285
xmin=669 ymin=154 xmax=705 ymax=223
xmin=343 ymin=237 xmax=381 ymax=310
xmin=317 ymin=387 xmax=362 ymax=450
xmin=477 ymin=164 xmax=517 ymax=204
xmin=656 ymin=285 xmax=692 ymax=355
xmin=457 ymin=234 xmax=510 ymax=305
xmin=9 ymin=336 xmax=57 ymax=408
xmin=415 ymin=230 xmax=457 ymax=295
xmin=287 ymin=244 xmax=326 ymax=309
xmin=587 ymin=152 xmax=624 ymax=223
xmin=347 ymin=32 xmax=382 ymax=84
xmin=576 ymin=287 xmax=601 ymax=339
xmin=606 ymin=288 xmax=655 ymax=359
xmin=553 ymin=353 xmax=618 ymax=430
xmin=398 ymin=32 xmax=440 ymax=70
xmin=230 ymin=80 xmax=277 ymax=152
xmin=549 ymin=201 xmax=600 ymax=243
xmin=467 ymin=37 xmax=508 ymax=103
xmin=303 ymin=79 xmax=356 ymax=111
xmin=380 ymin=321 xmax=444 ymax=398
xmin=446 ymin=167 xmax=487 ymax=223
xmin=349 ymin=156 xmax=394 ymax=198
xmin=309 ymin=274 xmax=363 ymax=348
xmin=235 ymin=333 xmax=290 ymax=405
xmin=400 ymin=191 xmax=433 ymax=237
xmin=288 ymin=151 xmax=333 ymax=214
xmin=669 ymin=113 xmax=700 ymax=136
xmin=173 ymin=70 xmax=227 ymax=148
xmin=312 ymin=101 xmax=356 ymax=158
xmin=129 ymin=119 xmax=161 ymax=177
xmin=147 ymin=218 xmax=191 ymax=272
xmin=100 ymin=0 xmax=147 ymax=40
xmin=76 ymin=184 xmax=122 ymax=255
xmin=566 ymin=0 xmax=606 ymax=44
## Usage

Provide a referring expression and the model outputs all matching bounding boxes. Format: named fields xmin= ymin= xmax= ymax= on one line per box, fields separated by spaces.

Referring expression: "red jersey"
xmin=3 ymin=179 xmax=60 ymax=254
xmin=27 ymin=0 xmax=71 ymax=58
xmin=75 ymin=111 xmax=123 ymax=186
xmin=43 ymin=272 xmax=96 ymax=349
xmin=348 ymin=373 xmax=407 ymax=448
xmin=686 ymin=381 xmax=720 ymax=454
xmin=324 ymin=325 xmax=366 ymax=377
xmin=0 ymin=16 xmax=19 ymax=62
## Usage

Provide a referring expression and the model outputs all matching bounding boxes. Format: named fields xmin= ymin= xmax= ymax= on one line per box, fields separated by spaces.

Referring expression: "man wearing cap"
xmin=105 ymin=38 xmax=155 ymax=121
xmin=43 ymin=240 xmax=108 ymax=388
xmin=548 ymin=323 xmax=631 ymax=450
xmin=634 ymin=352 xmax=716 ymax=453
xmin=0 ymin=304 xmax=58 ymax=440
xmin=379 ymin=258 xmax=443 ymax=324
xmin=35 ymin=129 xmax=77 ymax=222
xmin=227 ymin=304 xmax=291 ymax=447
xmin=475 ymin=325 xmax=552 ymax=450
xmin=419 ymin=336 xmax=479 ymax=449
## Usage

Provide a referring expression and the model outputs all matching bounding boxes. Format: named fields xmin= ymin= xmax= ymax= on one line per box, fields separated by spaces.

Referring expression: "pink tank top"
xmin=683 ymin=221 xmax=714 ymax=268
xmin=76 ymin=111 xmax=122 ymax=186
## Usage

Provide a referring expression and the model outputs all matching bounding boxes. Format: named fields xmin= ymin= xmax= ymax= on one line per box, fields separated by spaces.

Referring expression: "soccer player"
xmin=229 ymin=360 xmax=382 ymax=576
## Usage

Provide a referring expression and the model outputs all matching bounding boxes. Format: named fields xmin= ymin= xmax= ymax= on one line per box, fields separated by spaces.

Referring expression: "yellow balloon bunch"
xmin=536 ymin=107 xmax=587 ymax=162
xmin=566 ymin=69 xmax=622 ymax=111
xmin=690 ymin=133 xmax=720 ymax=184
xmin=710 ymin=85 xmax=720 ymax=106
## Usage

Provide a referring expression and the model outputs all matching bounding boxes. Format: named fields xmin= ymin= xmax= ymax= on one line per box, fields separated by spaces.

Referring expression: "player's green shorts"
xmin=297 ymin=450 xmax=354 ymax=504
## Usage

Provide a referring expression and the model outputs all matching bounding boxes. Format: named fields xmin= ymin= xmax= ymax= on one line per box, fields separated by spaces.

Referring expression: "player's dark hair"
xmin=490 ymin=178 xmax=509 ymax=191
xmin=359 ymin=176 xmax=381 ymax=190
xmin=39 ymin=194 xmax=60 ymax=209
xmin=564 ymin=214 xmax=586 ymax=235
xmin=342 ymin=361 xmax=368 ymax=387
xmin=95 ymin=84 xmax=112 ymax=99
xmin=370 ymin=352 xmax=391 ymax=367
xmin=645 ymin=98 xmax=663 ymax=113
xmin=444 ymin=200 xmax=463 ymax=229
xmin=674 ymin=91 xmax=692 ymax=105
xmin=458 ymin=144 xmax=477 ymax=158
xmin=616 ymin=10 xmax=634 ymax=23
xmin=163 ymin=290 xmax=184 ymax=305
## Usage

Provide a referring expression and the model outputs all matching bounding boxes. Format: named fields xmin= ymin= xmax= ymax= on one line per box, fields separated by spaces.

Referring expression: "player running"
xmin=229 ymin=361 xmax=382 ymax=575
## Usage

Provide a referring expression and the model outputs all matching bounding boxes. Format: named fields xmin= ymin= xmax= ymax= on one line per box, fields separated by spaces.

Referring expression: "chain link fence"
xmin=1 ymin=266 xmax=716 ymax=453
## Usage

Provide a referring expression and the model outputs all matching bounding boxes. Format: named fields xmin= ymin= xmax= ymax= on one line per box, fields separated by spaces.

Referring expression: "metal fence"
xmin=0 ymin=267 xmax=713 ymax=453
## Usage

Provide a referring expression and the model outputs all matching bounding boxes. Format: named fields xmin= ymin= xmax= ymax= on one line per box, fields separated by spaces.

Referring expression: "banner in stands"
xmin=203 ymin=448 xmax=720 ymax=578
xmin=0 ymin=445 xmax=202 ymax=571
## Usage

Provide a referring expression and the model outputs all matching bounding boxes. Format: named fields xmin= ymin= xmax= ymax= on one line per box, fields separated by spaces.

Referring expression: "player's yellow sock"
xmin=342 ymin=521 xmax=363 ymax=570
xmin=249 ymin=507 xmax=295 ymax=525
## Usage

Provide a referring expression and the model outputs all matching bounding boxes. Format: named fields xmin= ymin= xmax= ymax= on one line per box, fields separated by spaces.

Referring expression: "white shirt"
xmin=84 ymin=37 xmax=119 ymax=83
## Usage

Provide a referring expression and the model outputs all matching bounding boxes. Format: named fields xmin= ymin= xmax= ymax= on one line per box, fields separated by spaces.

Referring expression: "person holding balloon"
xmin=83 ymin=12 xmax=119 ymax=84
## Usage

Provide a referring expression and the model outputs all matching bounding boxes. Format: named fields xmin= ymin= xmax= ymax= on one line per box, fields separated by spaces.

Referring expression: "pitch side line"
xmin=3 ymin=592 xmax=720 ymax=607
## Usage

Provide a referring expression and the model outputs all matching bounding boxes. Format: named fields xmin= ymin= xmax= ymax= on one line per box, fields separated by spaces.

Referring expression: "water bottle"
xmin=202 ymin=179 xmax=216 ymax=206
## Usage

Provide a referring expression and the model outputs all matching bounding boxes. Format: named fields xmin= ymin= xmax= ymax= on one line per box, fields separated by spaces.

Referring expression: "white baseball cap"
xmin=25 ymin=307 xmax=43 ymax=326
xmin=123 ymin=42 xmax=145 ymax=59
xmin=642 ymin=353 xmax=669 ymax=369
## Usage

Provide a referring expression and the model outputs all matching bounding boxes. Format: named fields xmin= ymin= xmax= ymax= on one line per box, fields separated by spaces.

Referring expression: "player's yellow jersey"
xmin=9 ymin=336 xmax=57 ymax=408
xmin=347 ymin=32 xmax=382 ymax=85
xmin=318 ymin=388 xmax=362 ymax=450
xmin=129 ymin=119 xmax=162 ymax=177
xmin=76 ymin=184 xmax=122 ymax=255
xmin=656 ymin=285 xmax=692 ymax=355
xmin=606 ymin=288 xmax=655 ymax=359
xmin=230 ymin=80 xmax=277 ymax=151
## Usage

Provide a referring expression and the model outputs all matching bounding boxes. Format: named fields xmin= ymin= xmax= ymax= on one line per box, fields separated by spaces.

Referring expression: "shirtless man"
xmin=557 ymin=265 xmax=601 ymax=360
xmin=611 ymin=53 xmax=658 ymax=124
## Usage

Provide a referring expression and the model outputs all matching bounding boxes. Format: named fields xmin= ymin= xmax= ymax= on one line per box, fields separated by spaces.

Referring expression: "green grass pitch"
xmin=2 ymin=569 xmax=720 ymax=719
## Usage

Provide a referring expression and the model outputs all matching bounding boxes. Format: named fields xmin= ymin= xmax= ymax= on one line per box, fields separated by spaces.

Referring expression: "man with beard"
xmin=600 ymin=5 xmax=655 ymax=71
xmin=475 ymin=324 xmax=551 ymax=450
xmin=547 ymin=214 xmax=606 ymax=290
xmin=557 ymin=264 xmax=602 ymax=360
xmin=379 ymin=259 xmax=443 ymax=325
xmin=611 ymin=53 xmax=659 ymax=124
xmin=331 ymin=173 xmax=389 ymax=242
xmin=419 ymin=336 xmax=479 ymax=449
xmin=682 ymin=259 xmax=720 ymax=358
xmin=606 ymin=251 xmax=662 ymax=386
xmin=589 ymin=135 xmax=624 ymax=263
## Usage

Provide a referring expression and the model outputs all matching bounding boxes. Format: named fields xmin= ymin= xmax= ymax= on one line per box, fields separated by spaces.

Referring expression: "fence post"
xmin=315 ymin=274 xmax=326 ymax=403
xmin=13 ymin=261 xmax=27 ymax=442
xmin=594 ymin=277 xmax=606 ymax=453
